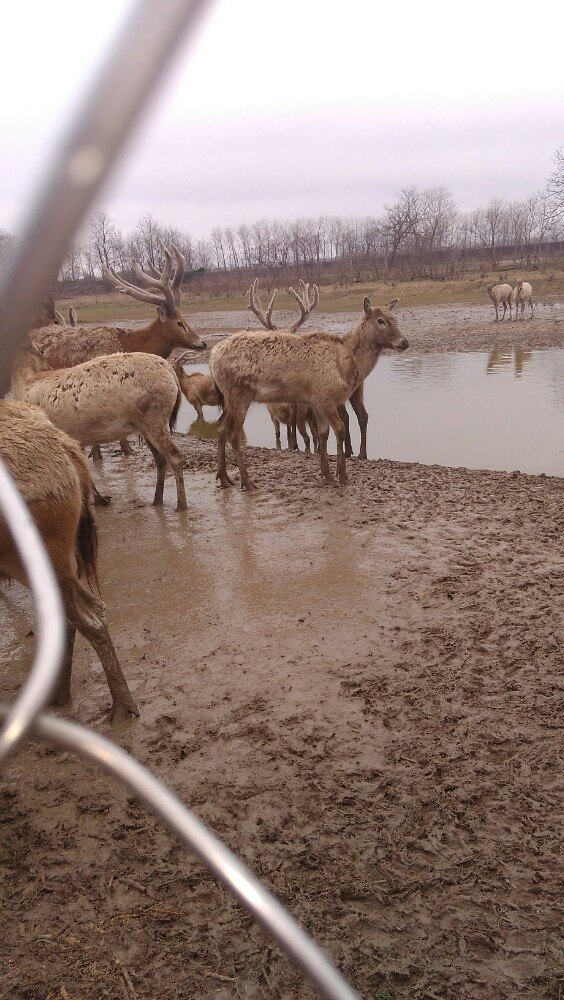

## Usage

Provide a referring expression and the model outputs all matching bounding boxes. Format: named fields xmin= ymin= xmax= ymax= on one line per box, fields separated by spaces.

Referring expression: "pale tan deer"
xmin=12 ymin=346 xmax=188 ymax=511
xmin=210 ymin=296 xmax=408 ymax=489
xmin=0 ymin=399 xmax=138 ymax=720
xmin=172 ymin=357 xmax=220 ymax=420
xmin=267 ymin=404 xmax=319 ymax=453
xmin=31 ymin=244 xmax=206 ymax=461
xmin=248 ymin=279 xmax=370 ymax=460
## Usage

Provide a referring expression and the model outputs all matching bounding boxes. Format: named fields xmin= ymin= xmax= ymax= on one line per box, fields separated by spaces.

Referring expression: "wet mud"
xmin=1 ymin=423 xmax=563 ymax=998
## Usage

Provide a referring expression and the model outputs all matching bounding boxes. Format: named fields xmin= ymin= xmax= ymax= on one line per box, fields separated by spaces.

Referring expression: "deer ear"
xmin=363 ymin=297 xmax=372 ymax=317
xmin=386 ymin=298 xmax=399 ymax=311
xmin=156 ymin=305 xmax=166 ymax=322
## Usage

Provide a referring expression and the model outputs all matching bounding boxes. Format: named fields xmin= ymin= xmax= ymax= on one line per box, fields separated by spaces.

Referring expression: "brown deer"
xmin=0 ymin=399 xmax=138 ymax=720
xmin=31 ymin=243 xmax=206 ymax=461
xmin=248 ymin=279 xmax=370 ymax=460
xmin=12 ymin=347 xmax=188 ymax=511
xmin=172 ymin=358 xmax=220 ymax=420
xmin=32 ymin=243 xmax=207 ymax=365
xmin=267 ymin=404 xmax=319 ymax=453
xmin=210 ymin=296 xmax=408 ymax=489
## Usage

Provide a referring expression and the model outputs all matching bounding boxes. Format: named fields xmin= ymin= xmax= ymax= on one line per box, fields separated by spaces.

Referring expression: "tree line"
xmin=1 ymin=150 xmax=562 ymax=295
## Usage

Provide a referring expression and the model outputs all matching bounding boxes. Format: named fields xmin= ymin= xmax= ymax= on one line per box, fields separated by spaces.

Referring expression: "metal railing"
xmin=0 ymin=2 xmax=360 ymax=996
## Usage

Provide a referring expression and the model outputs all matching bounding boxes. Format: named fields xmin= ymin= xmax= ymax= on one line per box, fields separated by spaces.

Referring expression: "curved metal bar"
xmin=0 ymin=0 xmax=214 ymax=396
xmin=0 ymin=459 xmax=65 ymax=762
xmin=0 ymin=706 xmax=360 ymax=1000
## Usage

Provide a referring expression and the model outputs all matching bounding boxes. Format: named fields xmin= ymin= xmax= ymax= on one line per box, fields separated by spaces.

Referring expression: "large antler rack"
xmin=103 ymin=241 xmax=186 ymax=316
xmin=247 ymin=277 xmax=319 ymax=333
xmin=287 ymin=279 xmax=319 ymax=333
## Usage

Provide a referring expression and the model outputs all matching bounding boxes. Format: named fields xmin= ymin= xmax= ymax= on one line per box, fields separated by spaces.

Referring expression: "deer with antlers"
xmin=31 ymin=243 xmax=206 ymax=460
xmin=248 ymin=280 xmax=372 ymax=460
xmin=210 ymin=286 xmax=408 ymax=489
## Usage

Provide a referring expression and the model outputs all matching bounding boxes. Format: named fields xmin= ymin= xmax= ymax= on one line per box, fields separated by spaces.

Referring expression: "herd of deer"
xmin=4 ymin=244 xmax=532 ymax=720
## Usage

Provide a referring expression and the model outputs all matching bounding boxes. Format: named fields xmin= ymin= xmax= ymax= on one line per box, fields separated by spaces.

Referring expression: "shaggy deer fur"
xmin=513 ymin=280 xmax=534 ymax=320
xmin=249 ymin=279 xmax=370 ymax=459
xmin=487 ymin=283 xmax=513 ymax=322
xmin=172 ymin=361 xmax=219 ymax=420
xmin=12 ymin=348 xmax=188 ymax=511
xmin=210 ymin=297 xmax=408 ymax=488
xmin=31 ymin=244 xmax=207 ymax=367
xmin=0 ymin=400 xmax=138 ymax=719
xmin=267 ymin=404 xmax=319 ymax=453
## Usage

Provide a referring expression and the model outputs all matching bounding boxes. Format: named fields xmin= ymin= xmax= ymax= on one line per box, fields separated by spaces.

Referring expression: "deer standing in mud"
xmin=247 ymin=279 xmax=371 ymax=459
xmin=11 ymin=346 xmax=188 ymax=511
xmin=30 ymin=243 xmax=206 ymax=459
xmin=210 ymin=295 xmax=408 ymax=489
xmin=0 ymin=400 xmax=138 ymax=720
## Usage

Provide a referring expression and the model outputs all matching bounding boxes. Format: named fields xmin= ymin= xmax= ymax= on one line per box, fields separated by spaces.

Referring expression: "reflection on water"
xmin=487 ymin=348 xmax=533 ymax=376
xmin=178 ymin=351 xmax=564 ymax=477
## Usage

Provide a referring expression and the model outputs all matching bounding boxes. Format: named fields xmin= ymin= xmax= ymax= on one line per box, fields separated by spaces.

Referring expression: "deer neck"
xmin=343 ymin=323 xmax=382 ymax=382
xmin=116 ymin=319 xmax=170 ymax=357
xmin=11 ymin=352 xmax=44 ymax=398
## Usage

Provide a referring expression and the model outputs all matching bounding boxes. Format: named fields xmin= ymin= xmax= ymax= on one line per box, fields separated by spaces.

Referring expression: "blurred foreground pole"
xmin=0 ymin=0 xmax=212 ymax=395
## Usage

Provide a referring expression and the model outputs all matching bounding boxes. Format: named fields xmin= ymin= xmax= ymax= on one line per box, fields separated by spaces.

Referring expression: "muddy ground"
xmin=1 ymin=302 xmax=563 ymax=997
xmin=183 ymin=301 xmax=564 ymax=359
xmin=1 ymin=425 xmax=563 ymax=999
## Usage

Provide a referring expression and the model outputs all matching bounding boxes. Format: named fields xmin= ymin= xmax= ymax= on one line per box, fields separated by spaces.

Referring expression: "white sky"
xmin=1 ymin=0 xmax=563 ymax=238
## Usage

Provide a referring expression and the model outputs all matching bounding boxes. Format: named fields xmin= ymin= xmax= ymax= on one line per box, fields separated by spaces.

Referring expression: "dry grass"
xmin=59 ymin=263 xmax=564 ymax=322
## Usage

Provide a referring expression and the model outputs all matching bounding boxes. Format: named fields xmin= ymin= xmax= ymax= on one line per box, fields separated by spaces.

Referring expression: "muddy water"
xmin=178 ymin=348 xmax=564 ymax=476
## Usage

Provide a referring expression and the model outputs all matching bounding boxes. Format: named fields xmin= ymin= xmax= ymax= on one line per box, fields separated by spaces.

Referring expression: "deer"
xmin=172 ymin=357 xmax=220 ymax=420
xmin=267 ymin=404 xmax=319 ymax=453
xmin=11 ymin=346 xmax=189 ymax=511
xmin=247 ymin=279 xmax=370 ymax=460
xmin=487 ymin=283 xmax=513 ymax=322
xmin=210 ymin=296 xmax=408 ymax=489
xmin=0 ymin=399 xmax=139 ymax=720
xmin=30 ymin=243 xmax=207 ymax=460
xmin=513 ymin=280 xmax=534 ymax=320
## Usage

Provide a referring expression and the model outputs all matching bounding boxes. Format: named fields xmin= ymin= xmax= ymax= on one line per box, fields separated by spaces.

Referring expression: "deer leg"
xmin=229 ymin=399 xmax=255 ymax=490
xmin=327 ymin=406 xmax=349 ymax=485
xmin=145 ymin=440 xmax=167 ymax=506
xmin=290 ymin=407 xmax=298 ymax=450
xmin=296 ymin=411 xmax=311 ymax=452
xmin=309 ymin=415 xmax=320 ymax=453
xmin=216 ymin=409 xmax=235 ymax=488
xmin=349 ymin=384 xmax=368 ymax=460
xmin=89 ymin=445 xmax=103 ymax=461
xmin=92 ymin=479 xmax=112 ymax=506
xmin=195 ymin=402 xmax=204 ymax=421
xmin=494 ymin=303 xmax=499 ymax=322
xmin=272 ymin=418 xmax=281 ymax=450
xmin=50 ymin=625 xmax=75 ymax=706
xmin=120 ymin=437 xmax=134 ymax=456
xmin=61 ymin=580 xmax=139 ymax=721
xmin=338 ymin=404 xmax=353 ymax=457
xmin=315 ymin=412 xmax=336 ymax=486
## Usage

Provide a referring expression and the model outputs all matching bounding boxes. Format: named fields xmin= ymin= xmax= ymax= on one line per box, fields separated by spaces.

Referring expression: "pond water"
xmin=177 ymin=348 xmax=564 ymax=477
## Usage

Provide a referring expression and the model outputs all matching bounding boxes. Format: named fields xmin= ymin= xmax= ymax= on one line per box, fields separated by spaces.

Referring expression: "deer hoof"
xmin=108 ymin=699 xmax=140 ymax=721
xmin=94 ymin=493 xmax=112 ymax=506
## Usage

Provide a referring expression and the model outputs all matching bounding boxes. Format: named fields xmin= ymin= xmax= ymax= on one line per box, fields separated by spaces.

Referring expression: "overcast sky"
xmin=1 ymin=0 xmax=562 ymax=239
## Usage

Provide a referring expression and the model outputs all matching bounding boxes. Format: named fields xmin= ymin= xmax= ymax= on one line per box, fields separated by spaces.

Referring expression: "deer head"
xmin=103 ymin=242 xmax=206 ymax=352
xmin=362 ymin=297 xmax=408 ymax=351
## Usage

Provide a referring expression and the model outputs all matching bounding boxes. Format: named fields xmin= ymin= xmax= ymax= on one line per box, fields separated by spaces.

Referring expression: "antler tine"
xmin=157 ymin=240 xmax=173 ymax=284
xmin=103 ymin=265 xmax=170 ymax=308
xmin=288 ymin=280 xmax=319 ymax=333
xmin=171 ymin=243 xmax=186 ymax=306
xmin=247 ymin=278 xmax=278 ymax=330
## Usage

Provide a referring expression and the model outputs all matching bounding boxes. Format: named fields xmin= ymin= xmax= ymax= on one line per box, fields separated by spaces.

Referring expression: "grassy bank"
xmin=58 ymin=264 xmax=564 ymax=322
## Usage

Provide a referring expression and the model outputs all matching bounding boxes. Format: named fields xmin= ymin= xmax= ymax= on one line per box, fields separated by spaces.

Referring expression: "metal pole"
xmin=0 ymin=706 xmax=361 ymax=1000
